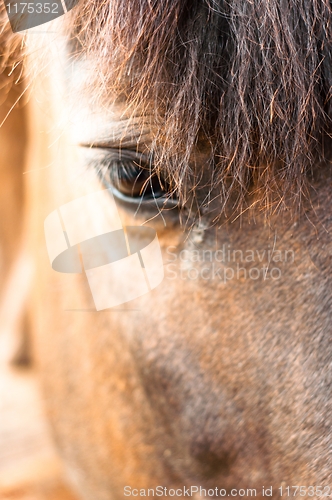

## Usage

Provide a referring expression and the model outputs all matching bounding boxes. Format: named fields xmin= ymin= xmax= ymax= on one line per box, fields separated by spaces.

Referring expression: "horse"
xmin=0 ymin=0 xmax=332 ymax=497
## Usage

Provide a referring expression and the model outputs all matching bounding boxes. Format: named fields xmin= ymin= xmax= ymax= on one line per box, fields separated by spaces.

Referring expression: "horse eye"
xmin=109 ymin=159 xmax=166 ymax=199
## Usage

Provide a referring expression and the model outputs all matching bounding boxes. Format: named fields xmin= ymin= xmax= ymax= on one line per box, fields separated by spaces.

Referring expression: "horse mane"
xmin=2 ymin=0 xmax=332 ymax=214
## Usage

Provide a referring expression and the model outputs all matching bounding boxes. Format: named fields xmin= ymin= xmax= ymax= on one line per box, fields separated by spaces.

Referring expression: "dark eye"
xmin=106 ymin=152 xmax=166 ymax=199
xmin=109 ymin=159 xmax=167 ymax=199
xmin=83 ymin=147 xmax=179 ymax=212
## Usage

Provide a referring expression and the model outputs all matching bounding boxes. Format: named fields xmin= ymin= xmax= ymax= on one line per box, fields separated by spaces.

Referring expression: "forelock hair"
xmin=67 ymin=0 xmax=332 ymax=215
xmin=3 ymin=0 xmax=332 ymax=216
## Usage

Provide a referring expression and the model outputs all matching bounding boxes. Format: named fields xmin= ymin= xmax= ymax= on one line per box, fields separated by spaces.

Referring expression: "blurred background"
xmin=0 ymin=62 xmax=77 ymax=500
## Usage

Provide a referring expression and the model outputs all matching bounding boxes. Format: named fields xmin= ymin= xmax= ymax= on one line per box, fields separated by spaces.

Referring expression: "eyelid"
xmin=80 ymin=145 xmax=150 ymax=163
xmin=108 ymin=184 xmax=179 ymax=208
xmin=82 ymin=147 xmax=148 ymax=177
